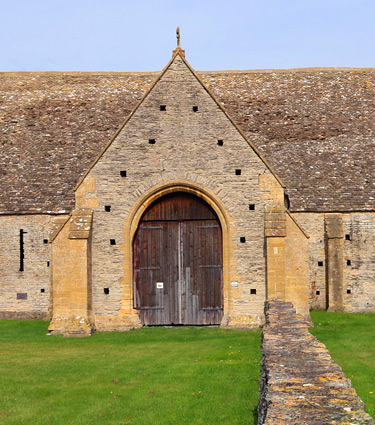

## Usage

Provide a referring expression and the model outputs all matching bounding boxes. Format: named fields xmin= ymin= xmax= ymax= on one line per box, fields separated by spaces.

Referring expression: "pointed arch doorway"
xmin=133 ymin=192 xmax=223 ymax=325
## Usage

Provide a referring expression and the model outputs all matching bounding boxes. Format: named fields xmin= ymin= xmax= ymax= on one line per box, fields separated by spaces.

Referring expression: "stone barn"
xmin=1 ymin=45 xmax=375 ymax=335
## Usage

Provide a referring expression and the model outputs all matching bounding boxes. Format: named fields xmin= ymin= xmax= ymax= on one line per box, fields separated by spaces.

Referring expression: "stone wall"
xmin=258 ymin=300 xmax=374 ymax=425
xmin=293 ymin=212 xmax=375 ymax=313
xmin=0 ymin=215 xmax=52 ymax=319
xmin=75 ymin=53 xmax=284 ymax=329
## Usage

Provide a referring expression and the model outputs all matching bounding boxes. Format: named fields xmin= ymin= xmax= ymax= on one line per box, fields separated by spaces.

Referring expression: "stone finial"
xmin=173 ymin=26 xmax=185 ymax=58
xmin=176 ymin=26 xmax=180 ymax=47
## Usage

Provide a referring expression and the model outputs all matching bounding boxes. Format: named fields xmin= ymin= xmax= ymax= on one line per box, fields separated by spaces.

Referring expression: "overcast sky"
xmin=1 ymin=0 xmax=374 ymax=72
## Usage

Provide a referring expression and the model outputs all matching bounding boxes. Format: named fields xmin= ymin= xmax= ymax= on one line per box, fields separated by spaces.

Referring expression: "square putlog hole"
xmin=240 ymin=237 xmax=246 ymax=243
xmin=149 ymin=139 xmax=156 ymax=144
xmin=217 ymin=140 xmax=224 ymax=146
xmin=192 ymin=106 xmax=198 ymax=112
xmin=318 ymin=261 xmax=324 ymax=267
xmin=235 ymin=169 xmax=242 ymax=175
xmin=110 ymin=239 xmax=116 ymax=246
xmin=104 ymin=205 xmax=111 ymax=212
xmin=160 ymin=105 xmax=166 ymax=111
xmin=249 ymin=204 xmax=255 ymax=210
xmin=250 ymin=288 xmax=256 ymax=294
xmin=104 ymin=288 xmax=110 ymax=295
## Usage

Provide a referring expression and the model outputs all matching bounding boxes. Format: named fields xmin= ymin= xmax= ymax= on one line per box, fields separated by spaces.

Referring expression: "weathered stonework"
xmin=72 ymin=53 xmax=284 ymax=330
xmin=1 ymin=48 xmax=375 ymax=329
xmin=258 ymin=300 xmax=374 ymax=425
xmin=292 ymin=212 xmax=375 ymax=313
xmin=0 ymin=215 xmax=53 ymax=320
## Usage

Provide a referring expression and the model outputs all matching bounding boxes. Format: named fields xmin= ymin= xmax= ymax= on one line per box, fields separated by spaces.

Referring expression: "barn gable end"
xmin=48 ymin=49 xmax=309 ymax=335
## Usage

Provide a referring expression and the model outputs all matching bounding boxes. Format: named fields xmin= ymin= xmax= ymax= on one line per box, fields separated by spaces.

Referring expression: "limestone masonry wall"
xmin=258 ymin=300 xmax=374 ymax=425
xmin=0 ymin=215 xmax=52 ymax=319
xmin=75 ymin=54 xmax=283 ymax=329
xmin=293 ymin=212 xmax=375 ymax=313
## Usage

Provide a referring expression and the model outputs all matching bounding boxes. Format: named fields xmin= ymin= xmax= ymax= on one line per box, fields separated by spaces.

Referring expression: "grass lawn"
xmin=0 ymin=322 xmax=261 ymax=425
xmin=310 ymin=311 xmax=375 ymax=419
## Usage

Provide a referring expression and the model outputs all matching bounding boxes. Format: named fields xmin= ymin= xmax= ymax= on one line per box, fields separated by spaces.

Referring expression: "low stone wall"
xmin=258 ymin=299 xmax=374 ymax=425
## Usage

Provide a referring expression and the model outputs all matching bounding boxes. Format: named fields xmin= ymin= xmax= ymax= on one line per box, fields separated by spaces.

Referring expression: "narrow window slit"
xmin=19 ymin=229 xmax=27 ymax=272
xmin=347 ymin=259 xmax=351 ymax=266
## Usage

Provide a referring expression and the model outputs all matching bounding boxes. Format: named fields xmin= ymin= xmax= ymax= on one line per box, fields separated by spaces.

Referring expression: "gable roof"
xmin=75 ymin=50 xmax=284 ymax=192
xmin=1 ymin=65 xmax=375 ymax=214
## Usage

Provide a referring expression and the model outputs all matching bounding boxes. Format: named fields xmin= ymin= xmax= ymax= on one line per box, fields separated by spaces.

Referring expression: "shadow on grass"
xmin=252 ymin=406 xmax=258 ymax=424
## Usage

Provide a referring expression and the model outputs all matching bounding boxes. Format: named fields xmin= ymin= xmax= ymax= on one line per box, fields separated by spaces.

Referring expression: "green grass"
xmin=310 ymin=312 xmax=375 ymax=419
xmin=0 ymin=321 xmax=261 ymax=425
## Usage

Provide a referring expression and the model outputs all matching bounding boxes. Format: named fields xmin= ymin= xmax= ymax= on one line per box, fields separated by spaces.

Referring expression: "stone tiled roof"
xmin=1 ymin=67 xmax=375 ymax=214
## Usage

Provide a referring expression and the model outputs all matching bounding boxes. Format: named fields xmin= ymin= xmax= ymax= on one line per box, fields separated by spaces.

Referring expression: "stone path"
xmin=258 ymin=300 xmax=374 ymax=425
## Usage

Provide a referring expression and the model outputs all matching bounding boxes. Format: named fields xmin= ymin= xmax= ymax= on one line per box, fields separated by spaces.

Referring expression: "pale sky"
xmin=1 ymin=0 xmax=374 ymax=72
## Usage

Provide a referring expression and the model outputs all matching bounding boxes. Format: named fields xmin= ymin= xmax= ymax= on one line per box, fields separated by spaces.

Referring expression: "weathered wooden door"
xmin=133 ymin=193 xmax=223 ymax=325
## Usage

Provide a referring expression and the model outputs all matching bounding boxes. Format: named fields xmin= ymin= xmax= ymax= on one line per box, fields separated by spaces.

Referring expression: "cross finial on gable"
xmin=173 ymin=26 xmax=185 ymax=58
xmin=176 ymin=26 xmax=180 ymax=47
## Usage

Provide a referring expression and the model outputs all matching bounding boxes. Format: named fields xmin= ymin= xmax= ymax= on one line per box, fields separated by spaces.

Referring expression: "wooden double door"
xmin=133 ymin=193 xmax=223 ymax=325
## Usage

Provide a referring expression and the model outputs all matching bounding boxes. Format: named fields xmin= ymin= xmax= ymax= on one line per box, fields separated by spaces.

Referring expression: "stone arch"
xmin=119 ymin=180 xmax=232 ymax=325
